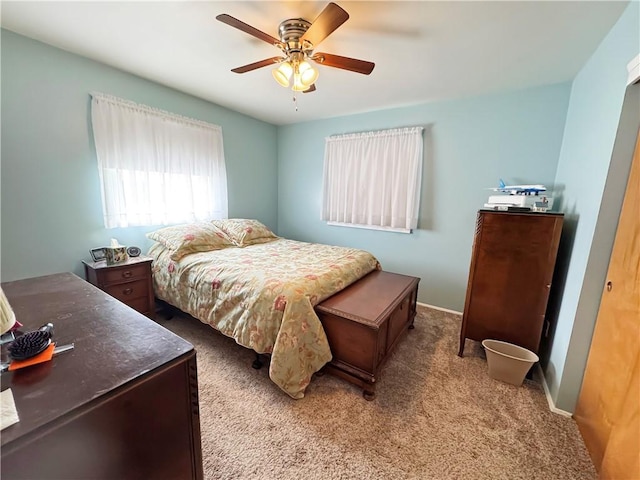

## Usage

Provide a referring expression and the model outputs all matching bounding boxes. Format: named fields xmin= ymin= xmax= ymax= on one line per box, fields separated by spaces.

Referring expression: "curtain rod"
xmin=89 ymin=92 xmax=222 ymax=132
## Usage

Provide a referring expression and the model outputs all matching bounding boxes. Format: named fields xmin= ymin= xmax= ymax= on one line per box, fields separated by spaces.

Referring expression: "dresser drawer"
xmin=101 ymin=263 xmax=149 ymax=285
xmin=105 ymin=279 xmax=148 ymax=304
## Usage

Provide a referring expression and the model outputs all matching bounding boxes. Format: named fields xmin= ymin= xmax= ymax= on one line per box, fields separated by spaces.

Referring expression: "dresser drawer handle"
xmin=122 ymin=270 xmax=133 ymax=278
xmin=123 ymin=288 xmax=133 ymax=295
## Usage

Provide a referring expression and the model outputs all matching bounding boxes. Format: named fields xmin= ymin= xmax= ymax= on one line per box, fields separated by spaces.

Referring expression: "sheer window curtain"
xmin=91 ymin=93 xmax=228 ymax=229
xmin=322 ymin=127 xmax=424 ymax=232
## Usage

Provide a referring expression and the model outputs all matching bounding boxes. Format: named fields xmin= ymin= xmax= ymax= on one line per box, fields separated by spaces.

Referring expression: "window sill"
xmin=327 ymin=221 xmax=412 ymax=234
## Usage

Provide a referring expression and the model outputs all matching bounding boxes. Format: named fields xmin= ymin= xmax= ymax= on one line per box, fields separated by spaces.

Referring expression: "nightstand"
xmin=83 ymin=256 xmax=155 ymax=318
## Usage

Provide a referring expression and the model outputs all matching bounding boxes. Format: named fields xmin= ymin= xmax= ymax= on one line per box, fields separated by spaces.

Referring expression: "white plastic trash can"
xmin=482 ymin=339 xmax=539 ymax=386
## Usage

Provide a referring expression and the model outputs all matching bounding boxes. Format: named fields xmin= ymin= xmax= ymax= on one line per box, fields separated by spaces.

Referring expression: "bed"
xmin=147 ymin=219 xmax=379 ymax=399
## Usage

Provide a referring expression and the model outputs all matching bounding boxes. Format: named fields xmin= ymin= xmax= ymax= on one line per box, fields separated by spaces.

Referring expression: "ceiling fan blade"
xmin=231 ymin=57 xmax=284 ymax=74
xmin=303 ymin=84 xmax=317 ymax=93
xmin=300 ymin=3 xmax=349 ymax=48
xmin=216 ymin=14 xmax=283 ymax=47
xmin=312 ymin=53 xmax=375 ymax=75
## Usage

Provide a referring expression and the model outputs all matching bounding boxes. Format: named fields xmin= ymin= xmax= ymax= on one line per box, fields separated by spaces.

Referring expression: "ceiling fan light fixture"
xmin=218 ymin=2 xmax=375 ymax=100
xmin=272 ymin=61 xmax=293 ymax=87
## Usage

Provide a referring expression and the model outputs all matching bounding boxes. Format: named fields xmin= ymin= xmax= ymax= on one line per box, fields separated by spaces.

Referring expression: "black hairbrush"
xmin=8 ymin=323 xmax=54 ymax=360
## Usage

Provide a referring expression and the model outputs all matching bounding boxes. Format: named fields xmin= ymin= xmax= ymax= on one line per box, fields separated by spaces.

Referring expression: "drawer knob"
xmin=122 ymin=270 xmax=133 ymax=278
xmin=123 ymin=288 xmax=133 ymax=295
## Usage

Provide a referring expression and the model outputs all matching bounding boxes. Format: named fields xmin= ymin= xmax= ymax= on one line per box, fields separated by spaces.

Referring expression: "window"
xmin=322 ymin=127 xmax=423 ymax=233
xmin=90 ymin=93 xmax=228 ymax=229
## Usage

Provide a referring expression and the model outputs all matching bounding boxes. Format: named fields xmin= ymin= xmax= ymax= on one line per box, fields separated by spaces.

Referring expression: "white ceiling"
xmin=1 ymin=1 xmax=629 ymax=125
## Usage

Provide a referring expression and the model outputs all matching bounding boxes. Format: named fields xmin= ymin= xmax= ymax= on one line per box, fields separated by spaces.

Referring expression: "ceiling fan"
xmin=216 ymin=2 xmax=375 ymax=94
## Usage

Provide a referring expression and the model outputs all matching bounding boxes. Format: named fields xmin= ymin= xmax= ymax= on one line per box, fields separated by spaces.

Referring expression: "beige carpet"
xmin=156 ymin=306 xmax=596 ymax=480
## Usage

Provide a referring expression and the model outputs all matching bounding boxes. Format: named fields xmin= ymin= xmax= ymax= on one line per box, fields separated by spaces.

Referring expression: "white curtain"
xmin=322 ymin=127 xmax=424 ymax=231
xmin=91 ymin=93 xmax=228 ymax=229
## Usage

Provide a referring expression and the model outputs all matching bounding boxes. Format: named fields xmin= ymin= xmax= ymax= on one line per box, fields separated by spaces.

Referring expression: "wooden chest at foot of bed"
xmin=315 ymin=270 xmax=420 ymax=400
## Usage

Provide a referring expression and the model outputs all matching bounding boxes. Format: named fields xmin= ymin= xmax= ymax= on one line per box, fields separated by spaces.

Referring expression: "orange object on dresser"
xmin=8 ymin=342 xmax=55 ymax=371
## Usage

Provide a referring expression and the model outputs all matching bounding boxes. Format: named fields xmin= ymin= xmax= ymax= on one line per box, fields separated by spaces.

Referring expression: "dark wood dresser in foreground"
xmin=1 ymin=273 xmax=203 ymax=480
xmin=316 ymin=270 xmax=420 ymax=400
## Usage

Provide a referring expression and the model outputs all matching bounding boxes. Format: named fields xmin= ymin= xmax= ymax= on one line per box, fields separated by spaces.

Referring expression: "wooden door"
xmin=574 ymin=130 xmax=640 ymax=479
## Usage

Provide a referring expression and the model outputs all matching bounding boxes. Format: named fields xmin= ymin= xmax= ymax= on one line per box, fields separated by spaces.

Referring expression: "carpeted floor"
xmin=156 ymin=305 xmax=596 ymax=480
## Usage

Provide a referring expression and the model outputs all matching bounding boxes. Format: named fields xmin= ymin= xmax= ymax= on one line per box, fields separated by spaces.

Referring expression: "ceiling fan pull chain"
xmin=293 ymin=92 xmax=298 ymax=112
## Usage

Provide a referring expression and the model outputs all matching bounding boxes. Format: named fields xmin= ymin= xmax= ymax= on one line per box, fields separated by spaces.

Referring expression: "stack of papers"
xmin=1 ymin=388 xmax=20 ymax=430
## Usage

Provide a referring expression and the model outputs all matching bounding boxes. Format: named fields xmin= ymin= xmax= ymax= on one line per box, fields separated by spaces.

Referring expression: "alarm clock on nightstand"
xmin=126 ymin=246 xmax=141 ymax=257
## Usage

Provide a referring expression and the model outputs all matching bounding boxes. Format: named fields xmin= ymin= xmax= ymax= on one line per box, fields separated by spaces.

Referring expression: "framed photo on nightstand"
xmin=89 ymin=247 xmax=107 ymax=262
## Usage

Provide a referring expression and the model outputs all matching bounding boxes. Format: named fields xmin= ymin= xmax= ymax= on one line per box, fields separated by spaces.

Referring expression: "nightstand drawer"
xmin=105 ymin=279 xmax=148 ymax=303
xmin=102 ymin=263 xmax=149 ymax=285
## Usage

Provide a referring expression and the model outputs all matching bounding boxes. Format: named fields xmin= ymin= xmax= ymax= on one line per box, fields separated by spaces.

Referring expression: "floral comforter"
xmin=149 ymin=238 xmax=379 ymax=398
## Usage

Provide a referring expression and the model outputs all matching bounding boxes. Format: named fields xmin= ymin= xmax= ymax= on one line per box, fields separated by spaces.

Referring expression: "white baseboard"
xmin=417 ymin=301 xmax=462 ymax=316
xmin=537 ymin=364 xmax=573 ymax=417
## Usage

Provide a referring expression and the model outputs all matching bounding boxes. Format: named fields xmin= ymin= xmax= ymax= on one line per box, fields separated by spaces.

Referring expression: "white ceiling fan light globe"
xmin=298 ymin=60 xmax=318 ymax=87
xmin=272 ymin=61 xmax=293 ymax=88
xmin=292 ymin=74 xmax=308 ymax=92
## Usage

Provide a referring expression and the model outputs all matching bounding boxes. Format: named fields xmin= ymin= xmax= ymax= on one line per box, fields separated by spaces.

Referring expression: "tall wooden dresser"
xmin=458 ymin=210 xmax=563 ymax=356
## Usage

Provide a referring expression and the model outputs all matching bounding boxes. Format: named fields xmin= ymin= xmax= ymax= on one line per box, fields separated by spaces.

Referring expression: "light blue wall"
xmin=0 ymin=30 xmax=278 ymax=282
xmin=544 ymin=2 xmax=640 ymax=412
xmin=277 ymin=83 xmax=571 ymax=310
